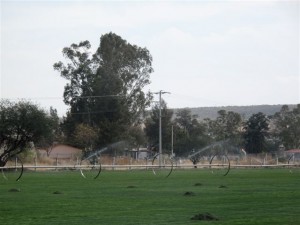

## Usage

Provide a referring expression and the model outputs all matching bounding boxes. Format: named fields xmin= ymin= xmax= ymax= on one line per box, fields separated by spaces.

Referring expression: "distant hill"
xmin=173 ymin=104 xmax=298 ymax=121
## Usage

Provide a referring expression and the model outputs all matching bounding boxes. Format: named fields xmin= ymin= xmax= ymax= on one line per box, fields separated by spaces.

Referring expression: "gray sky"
xmin=1 ymin=0 xmax=299 ymax=116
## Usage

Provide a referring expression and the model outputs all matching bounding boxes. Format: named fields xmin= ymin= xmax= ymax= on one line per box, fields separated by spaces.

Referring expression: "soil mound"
xmin=191 ymin=212 xmax=219 ymax=221
xmin=8 ymin=188 xmax=20 ymax=192
xmin=184 ymin=191 xmax=195 ymax=196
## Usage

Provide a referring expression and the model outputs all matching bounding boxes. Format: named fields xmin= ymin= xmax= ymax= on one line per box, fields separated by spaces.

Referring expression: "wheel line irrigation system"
xmin=1 ymin=160 xmax=299 ymax=181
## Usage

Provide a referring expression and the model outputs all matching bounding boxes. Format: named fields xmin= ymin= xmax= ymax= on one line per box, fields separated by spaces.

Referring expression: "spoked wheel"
xmin=78 ymin=157 xmax=102 ymax=179
xmin=287 ymin=154 xmax=295 ymax=173
xmin=209 ymin=154 xmax=231 ymax=176
xmin=288 ymin=154 xmax=294 ymax=165
xmin=1 ymin=156 xmax=24 ymax=181
xmin=151 ymin=153 xmax=174 ymax=178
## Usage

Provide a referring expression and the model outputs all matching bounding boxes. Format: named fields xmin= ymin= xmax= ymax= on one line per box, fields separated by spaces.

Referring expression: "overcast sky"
xmin=1 ymin=0 xmax=299 ymax=116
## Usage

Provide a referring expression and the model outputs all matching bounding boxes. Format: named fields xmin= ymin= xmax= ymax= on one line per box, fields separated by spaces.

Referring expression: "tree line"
xmin=1 ymin=33 xmax=299 ymax=166
xmin=145 ymin=101 xmax=300 ymax=157
xmin=174 ymin=104 xmax=297 ymax=121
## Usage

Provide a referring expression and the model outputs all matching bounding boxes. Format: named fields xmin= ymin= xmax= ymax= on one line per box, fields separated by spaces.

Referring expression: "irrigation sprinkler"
xmin=77 ymin=141 xmax=127 ymax=179
xmin=187 ymin=139 xmax=244 ymax=176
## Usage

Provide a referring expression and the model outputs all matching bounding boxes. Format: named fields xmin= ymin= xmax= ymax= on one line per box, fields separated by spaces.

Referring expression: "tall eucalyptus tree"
xmin=54 ymin=33 xmax=153 ymax=148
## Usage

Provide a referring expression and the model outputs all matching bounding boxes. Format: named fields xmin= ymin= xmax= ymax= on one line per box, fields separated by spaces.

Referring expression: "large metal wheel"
xmin=78 ymin=157 xmax=102 ymax=179
xmin=151 ymin=153 xmax=174 ymax=178
xmin=209 ymin=154 xmax=231 ymax=176
xmin=1 ymin=156 xmax=24 ymax=181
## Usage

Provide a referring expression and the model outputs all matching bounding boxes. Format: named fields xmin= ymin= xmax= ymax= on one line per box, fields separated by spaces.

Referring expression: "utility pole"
xmin=154 ymin=90 xmax=170 ymax=167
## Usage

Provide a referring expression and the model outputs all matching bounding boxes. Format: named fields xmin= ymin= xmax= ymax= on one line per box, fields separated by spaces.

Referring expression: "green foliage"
xmin=17 ymin=148 xmax=37 ymax=163
xmin=144 ymin=100 xmax=173 ymax=152
xmin=243 ymin=112 xmax=269 ymax=153
xmin=272 ymin=104 xmax=300 ymax=149
xmin=205 ymin=110 xmax=242 ymax=143
xmin=125 ymin=125 xmax=147 ymax=149
xmin=178 ymin=104 xmax=297 ymax=120
xmin=36 ymin=106 xmax=62 ymax=149
xmin=0 ymin=100 xmax=58 ymax=166
xmin=54 ymin=32 xmax=153 ymax=148
xmin=73 ymin=123 xmax=99 ymax=152
xmin=173 ymin=108 xmax=210 ymax=156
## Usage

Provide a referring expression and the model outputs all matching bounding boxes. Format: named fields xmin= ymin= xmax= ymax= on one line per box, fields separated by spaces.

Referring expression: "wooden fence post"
xmin=15 ymin=157 xmax=18 ymax=172
xmin=35 ymin=157 xmax=37 ymax=171
xmin=56 ymin=154 xmax=59 ymax=170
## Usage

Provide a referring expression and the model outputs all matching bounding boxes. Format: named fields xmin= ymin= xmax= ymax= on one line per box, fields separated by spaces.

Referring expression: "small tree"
xmin=243 ymin=112 xmax=269 ymax=154
xmin=126 ymin=125 xmax=147 ymax=150
xmin=0 ymin=100 xmax=57 ymax=167
xmin=174 ymin=108 xmax=210 ymax=156
xmin=205 ymin=110 xmax=242 ymax=144
xmin=73 ymin=123 xmax=99 ymax=154
xmin=272 ymin=104 xmax=300 ymax=149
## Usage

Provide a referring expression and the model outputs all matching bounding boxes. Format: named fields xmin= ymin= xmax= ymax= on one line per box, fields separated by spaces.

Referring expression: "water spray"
xmin=78 ymin=141 xmax=127 ymax=179
xmin=187 ymin=139 xmax=236 ymax=176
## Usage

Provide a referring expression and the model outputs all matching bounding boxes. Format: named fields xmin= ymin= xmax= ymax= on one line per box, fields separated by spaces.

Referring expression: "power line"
xmin=70 ymin=110 xmax=118 ymax=115
xmin=0 ymin=97 xmax=62 ymax=100
xmin=73 ymin=95 xmax=125 ymax=99
xmin=0 ymin=94 xmax=125 ymax=101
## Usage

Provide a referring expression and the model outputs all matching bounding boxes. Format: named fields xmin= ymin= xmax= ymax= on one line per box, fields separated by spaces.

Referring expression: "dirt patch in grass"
xmin=191 ymin=212 xmax=219 ymax=221
xmin=184 ymin=191 xmax=195 ymax=196
xmin=8 ymin=188 xmax=20 ymax=192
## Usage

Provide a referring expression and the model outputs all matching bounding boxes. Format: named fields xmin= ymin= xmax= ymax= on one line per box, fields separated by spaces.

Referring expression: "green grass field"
xmin=1 ymin=168 xmax=300 ymax=225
